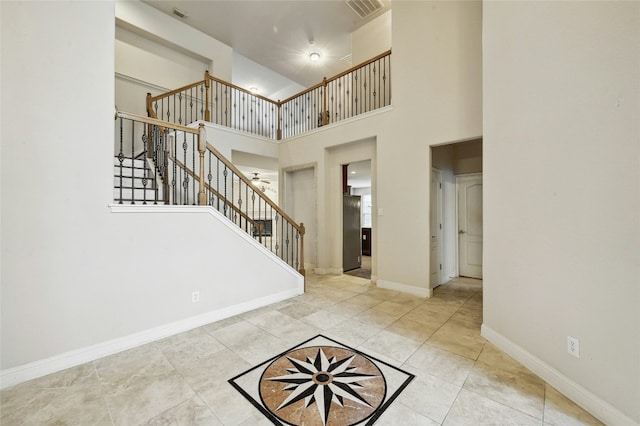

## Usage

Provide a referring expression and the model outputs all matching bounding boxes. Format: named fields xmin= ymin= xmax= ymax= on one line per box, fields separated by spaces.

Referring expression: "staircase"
xmin=113 ymin=157 xmax=163 ymax=204
xmin=113 ymin=110 xmax=305 ymax=275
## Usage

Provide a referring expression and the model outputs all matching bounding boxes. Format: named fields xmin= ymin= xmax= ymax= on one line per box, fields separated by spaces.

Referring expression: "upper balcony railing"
xmin=146 ymin=50 xmax=391 ymax=141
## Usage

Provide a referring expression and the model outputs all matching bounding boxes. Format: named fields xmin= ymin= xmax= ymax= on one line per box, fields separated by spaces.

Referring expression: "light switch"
xmin=378 ymin=208 xmax=384 ymax=216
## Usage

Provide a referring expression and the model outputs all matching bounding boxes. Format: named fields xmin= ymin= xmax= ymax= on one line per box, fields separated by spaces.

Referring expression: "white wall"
xmin=115 ymin=0 xmax=232 ymax=81
xmin=483 ymin=2 xmax=640 ymax=424
xmin=0 ymin=1 xmax=301 ymax=384
xmin=279 ymin=1 xmax=482 ymax=295
xmin=351 ymin=10 xmax=392 ymax=65
xmin=284 ymin=167 xmax=318 ymax=270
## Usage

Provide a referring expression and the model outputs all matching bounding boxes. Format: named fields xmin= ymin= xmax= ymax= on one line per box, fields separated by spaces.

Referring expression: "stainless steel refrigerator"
xmin=343 ymin=195 xmax=362 ymax=272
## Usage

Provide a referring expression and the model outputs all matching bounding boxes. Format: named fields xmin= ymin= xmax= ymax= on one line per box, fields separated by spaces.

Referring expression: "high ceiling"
xmin=143 ymin=0 xmax=390 ymax=96
xmin=142 ymin=1 xmax=379 ymax=188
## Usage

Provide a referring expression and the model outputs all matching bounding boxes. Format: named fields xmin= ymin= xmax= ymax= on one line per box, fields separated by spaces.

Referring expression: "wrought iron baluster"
xmin=141 ymin=124 xmax=148 ymax=205
xmin=245 ymin=181 xmax=249 ymax=233
xmin=216 ymin=158 xmax=220 ymax=211
xmin=274 ymin=213 xmax=279 ymax=257
xmin=130 ymin=119 xmax=135 ymax=204
xmin=223 ymin=165 xmax=228 ymax=217
xmin=172 ymin=133 xmax=177 ymax=204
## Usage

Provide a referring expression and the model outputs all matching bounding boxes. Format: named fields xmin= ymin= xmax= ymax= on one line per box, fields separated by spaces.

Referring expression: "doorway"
xmin=430 ymin=139 xmax=483 ymax=285
xmin=343 ymin=160 xmax=372 ymax=279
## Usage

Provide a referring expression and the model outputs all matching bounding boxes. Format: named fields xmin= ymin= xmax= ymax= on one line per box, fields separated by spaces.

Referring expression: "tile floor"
xmin=0 ymin=274 xmax=604 ymax=425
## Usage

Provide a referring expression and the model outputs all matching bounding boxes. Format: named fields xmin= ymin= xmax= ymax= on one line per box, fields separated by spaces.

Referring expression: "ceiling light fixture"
xmin=309 ymin=52 xmax=321 ymax=63
xmin=249 ymin=87 xmax=259 ymax=93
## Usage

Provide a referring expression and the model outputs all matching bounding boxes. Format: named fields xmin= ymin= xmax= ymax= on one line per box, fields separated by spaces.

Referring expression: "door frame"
xmin=431 ymin=168 xmax=444 ymax=286
xmin=455 ymin=172 xmax=483 ymax=278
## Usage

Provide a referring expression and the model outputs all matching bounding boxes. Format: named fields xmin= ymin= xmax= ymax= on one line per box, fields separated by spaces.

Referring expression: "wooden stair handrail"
xmin=147 ymin=80 xmax=206 ymax=103
xmin=171 ymin=157 xmax=262 ymax=230
xmin=205 ymin=141 xmax=304 ymax=235
xmin=116 ymin=110 xmax=199 ymax=135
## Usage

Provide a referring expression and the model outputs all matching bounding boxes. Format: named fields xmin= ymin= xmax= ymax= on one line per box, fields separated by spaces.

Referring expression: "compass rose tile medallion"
xmin=229 ymin=335 xmax=415 ymax=426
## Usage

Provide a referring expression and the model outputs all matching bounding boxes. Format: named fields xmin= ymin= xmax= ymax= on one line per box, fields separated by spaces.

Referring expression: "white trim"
xmin=279 ymin=106 xmax=392 ymax=144
xmin=108 ymin=204 xmax=302 ymax=279
xmin=1 ymin=287 xmax=301 ymax=390
xmin=377 ymin=280 xmax=432 ymax=298
xmin=481 ymin=325 xmax=639 ymax=426
xmin=115 ymin=72 xmax=171 ymax=93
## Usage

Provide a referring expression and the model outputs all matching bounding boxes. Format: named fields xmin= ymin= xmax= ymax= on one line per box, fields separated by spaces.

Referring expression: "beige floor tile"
xmin=417 ymin=298 xmax=465 ymax=316
xmin=197 ymin=382 xmax=257 ymax=425
xmin=543 ymin=385 xmax=604 ymax=426
xmin=443 ymin=389 xmax=542 ymax=425
xmin=10 ymin=382 xmax=109 ymax=426
xmin=208 ymin=319 xmax=264 ymax=347
xmin=404 ymin=305 xmax=454 ymax=327
xmin=228 ymin=333 xmax=289 ymax=365
xmin=154 ymin=328 xmax=226 ymax=369
xmin=398 ymin=366 xmax=462 ymax=423
xmin=476 ymin=343 xmax=531 ymax=376
xmin=405 ymin=344 xmax=475 ymax=386
xmin=176 ymin=348 xmax=251 ymax=392
xmin=301 ymin=309 xmax=349 ymax=330
xmin=360 ymin=330 xmax=422 ymax=363
xmin=324 ymin=319 xmax=381 ymax=347
xmin=385 ymin=316 xmax=439 ymax=343
xmin=94 ymin=345 xmax=175 ymax=396
xmin=276 ymin=301 xmax=321 ymax=319
xmin=1 ymin=386 xmax=61 ymax=424
xmin=353 ymin=308 xmax=402 ymax=328
xmin=375 ymin=401 xmax=441 ymax=426
xmin=324 ymin=300 xmax=369 ymax=317
xmin=464 ymin=362 xmax=545 ymax=419
xmin=427 ymin=319 xmax=487 ymax=360
xmin=200 ymin=315 xmax=245 ymax=334
xmin=372 ymin=300 xmax=416 ymax=316
xmin=346 ymin=293 xmax=384 ymax=308
xmin=266 ymin=318 xmax=322 ymax=344
xmin=244 ymin=310 xmax=296 ymax=332
xmin=105 ymin=371 xmax=195 ymax=426
xmin=147 ymin=395 xmax=221 ymax=425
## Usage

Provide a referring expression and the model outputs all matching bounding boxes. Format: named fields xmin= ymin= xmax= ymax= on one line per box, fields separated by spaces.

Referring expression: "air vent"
xmin=172 ymin=8 xmax=188 ymax=19
xmin=346 ymin=0 xmax=384 ymax=19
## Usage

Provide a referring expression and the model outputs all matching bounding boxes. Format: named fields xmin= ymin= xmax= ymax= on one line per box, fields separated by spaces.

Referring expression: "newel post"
xmin=299 ymin=222 xmax=306 ymax=283
xmin=322 ymin=78 xmax=329 ymax=126
xmin=197 ymin=123 xmax=207 ymax=206
xmin=204 ymin=70 xmax=211 ymax=122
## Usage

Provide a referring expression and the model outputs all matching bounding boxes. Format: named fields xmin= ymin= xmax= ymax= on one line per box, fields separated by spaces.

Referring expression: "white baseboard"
xmin=1 ymin=288 xmax=301 ymax=390
xmin=481 ymin=324 xmax=639 ymax=426
xmin=370 ymin=274 xmax=378 ymax=284
xmin=377 ymin=280 xmax=432 ymax=298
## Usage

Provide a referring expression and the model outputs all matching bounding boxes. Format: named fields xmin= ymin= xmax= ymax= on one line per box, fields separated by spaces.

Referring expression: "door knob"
xmin=459 ymin=230 xmax=466 ymax=234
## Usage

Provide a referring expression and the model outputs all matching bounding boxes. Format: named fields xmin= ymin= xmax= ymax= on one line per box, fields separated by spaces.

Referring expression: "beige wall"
xmin=483 ymin=2 xmax=640 ymax=423
xmin=351 ymin=10 xmax=392 ymax=65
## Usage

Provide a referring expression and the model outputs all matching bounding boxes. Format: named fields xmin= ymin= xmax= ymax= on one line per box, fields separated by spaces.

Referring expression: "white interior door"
xmin=430 ymin=169 xmax=443 ymax=286
xmin=457 ymin=174 xmax=483 ymax=279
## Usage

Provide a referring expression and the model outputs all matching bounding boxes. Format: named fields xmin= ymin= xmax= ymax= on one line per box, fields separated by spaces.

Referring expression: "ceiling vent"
xmin=345 ymin=0 xmax=384 ymax=19
xmin=172 ymin=8 xmax=188 ymax=19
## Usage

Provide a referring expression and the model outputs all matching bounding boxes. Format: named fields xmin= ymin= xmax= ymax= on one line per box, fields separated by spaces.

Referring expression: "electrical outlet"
xmin=567 ymin=336 xmax=580 ymax=358
xmin=192 ymin=291 xmax=200 ymax=303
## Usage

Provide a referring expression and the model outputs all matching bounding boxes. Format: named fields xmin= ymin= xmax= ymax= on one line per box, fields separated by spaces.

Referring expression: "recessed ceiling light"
xmin=309 ymin=52 xmax=321 ymax=63
xmin=351 ymin=171 xmax=356 ymax=174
